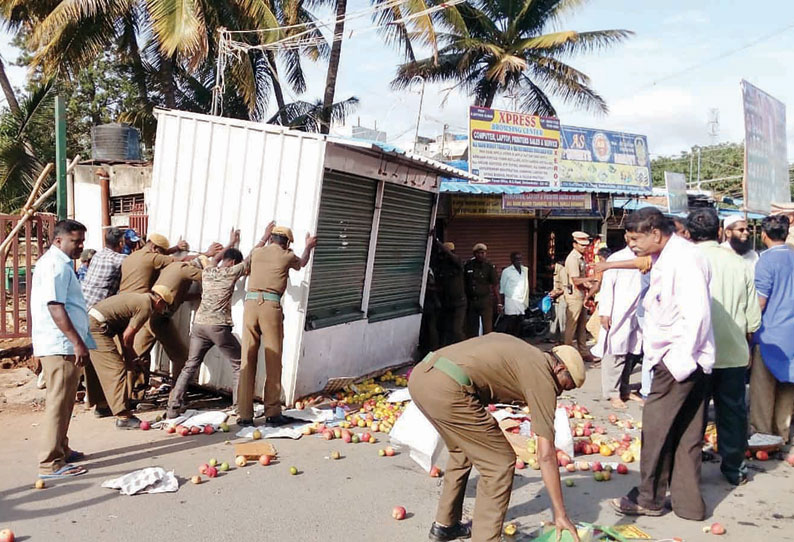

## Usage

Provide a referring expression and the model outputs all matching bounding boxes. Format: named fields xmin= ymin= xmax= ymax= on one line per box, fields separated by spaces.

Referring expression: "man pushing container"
xmin=409 ymin=333 xmax=585 ymax=542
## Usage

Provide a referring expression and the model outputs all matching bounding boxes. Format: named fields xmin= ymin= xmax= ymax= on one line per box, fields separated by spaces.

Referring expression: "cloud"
xmin=662 ymin=10 xmax=710 ymax=26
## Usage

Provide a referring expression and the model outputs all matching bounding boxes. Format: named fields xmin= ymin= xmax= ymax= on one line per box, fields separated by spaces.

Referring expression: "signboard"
xmin=502 ymin=193 xmax=596 ymax=216
xmin=468 ymin=106 xmax=561 ymax=186
xmin=741 ymin=80 xmax=790 ymax=214
xmin=559 ymin=126 xmax=652 ymax=193
xmin=450 ymin=195 xmax=534 ymax=217
xmin=664 ymin=171 xmax=688 ymax=214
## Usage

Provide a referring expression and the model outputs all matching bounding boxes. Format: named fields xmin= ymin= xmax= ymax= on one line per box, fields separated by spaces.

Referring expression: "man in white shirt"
xmin=722 ymin=215 xmax=759 ymax=268
xmin=31 ymin=220 xmax=96 ymax=479
xmin=499 ymin=252 xmax=529 ymax=337
xmin=596 ymin=242 xmax=643 ymax=410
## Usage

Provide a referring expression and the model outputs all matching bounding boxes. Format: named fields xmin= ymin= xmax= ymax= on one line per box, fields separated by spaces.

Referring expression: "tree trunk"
xmin=161 ymin=55 xmax=177 ymax=108
xmin=266 ymin=50 xmax=288 ymax=125
xmin=483 ymin=83 xmax=498 ymax=108
xmin=0 ymin=59 xmax=20 ymax=115
xmin=320 ymin=0 xmax=347 ymax=135
xmin=124 ymin=21 xmax=151 ymax=108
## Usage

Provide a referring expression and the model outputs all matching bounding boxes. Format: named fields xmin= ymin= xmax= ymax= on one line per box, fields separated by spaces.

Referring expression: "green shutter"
xmin=367 ymin=183 xmax=434 ymax=322
xmin=306 ymin=172 xmax=377 ymax=329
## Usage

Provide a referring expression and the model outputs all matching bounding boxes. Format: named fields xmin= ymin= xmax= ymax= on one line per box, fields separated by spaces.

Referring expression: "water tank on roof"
xmin=91 ymin=123 xmax=142 ymax=161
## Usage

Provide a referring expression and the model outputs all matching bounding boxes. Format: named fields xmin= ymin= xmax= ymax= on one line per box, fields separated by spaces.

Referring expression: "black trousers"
xmin=705 ymin=366 xmax=748 ymax=483
xmin=631 ymin=362 xmax=706 ymax=520
xmin=465 ymin=298 xmax=493 ymax=338
xmin=441 ymin=304 xmax=466 ymax=346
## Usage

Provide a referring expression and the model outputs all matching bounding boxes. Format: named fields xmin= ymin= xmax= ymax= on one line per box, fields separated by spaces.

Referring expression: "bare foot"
xmin=627 ymin=392 xmax=645 ymax=405
xmin=610 ymin=397 xmax=628 ymax=410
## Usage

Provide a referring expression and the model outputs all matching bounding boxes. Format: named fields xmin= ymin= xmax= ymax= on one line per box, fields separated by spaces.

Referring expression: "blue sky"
xmin=2 ymin=0 xmax=793 ymax=159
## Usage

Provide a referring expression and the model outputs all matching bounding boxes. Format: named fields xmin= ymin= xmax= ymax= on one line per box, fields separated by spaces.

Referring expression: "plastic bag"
xmin=554 ymin=407 xmax=574 ymax=458
xmin=389 ymin=402 xmax=446 ymax=472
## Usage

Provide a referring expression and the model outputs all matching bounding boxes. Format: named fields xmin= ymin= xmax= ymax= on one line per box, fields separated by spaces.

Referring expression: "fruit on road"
xmin=219 ymin=462 xmax=230 ymax=472
xmin=385 ymin=447 xmax=395 ymax=457
xmin=331 ymin=451 xmax=341 ymax=460
xmin=710 ymin=523 xmax=726 ymax=535
xmin=515 ymin=460 xmax=525 ymax=470
xmin=289 ymin=466 xmax=298 ymax=475
xmin=351 ymin=434 xmax=360 ymax=444
xmin=165 ymin=425 xmax=176 ymax=434
xmin=252 ymin=429 xmax=262 ymax=440
xmin=209 ymin=458 xmax=218 ymax=467
xmin=565 ymin=464 xmax=576 ymax=473
xmin=191 ymin=475 xmax=202 ymax=484
xmin=219 ymin=423 xmax=230 ymax=432
xmin=0 ymin=528 xmax=15 ymax=542
xmin=429 ymin=465 xmax=442 ymax=478
xmin=617 ymin=464 xmax=629 ymax=475
xmin=203 ymin=425 xmax=215 ymax=435
xmin=592 ymin=462 xmax=603 ymax=472
xmin=593 ymin=472 xmax=604 ymax=482
xmin=599 ymin=445 xmax=613 ymax=457
xmin=190 ymin=426 xmax=201 ymax=435
xmin=392 ymin=506 xmax=406 ymax=520
xmin=755 ymin=450 xmax=769 ymax=461
xmin=504 ymin=524 xmax=517 ymax=536
xmin=602 ymin=471 xmax=611 ymax=481
xmin=178 ymin=426 xmax=190 ymax=437
xmin=199 ymin=463 xmax=210 ymax=475
xmin=259 ymin=455 xmax=272 ymax=466
xmin=378 ymin=449 xmax=386 ymax=457
xmin=620 ymin=451 xmax=634 ymax=463
xmin=786 ymin=454 xmax=794 ymax=467
xmin=206 ymin=467 xmax=218 ymax=478
xmin=140 ymin=420 xmax=151 ymax=431
xmin=235 ymin=456 xmax=247 ymax=467
xmin=34 ymin=479 xmax=46 ymax=489
xmin=565 ymin=479 xmax=575 ymax=487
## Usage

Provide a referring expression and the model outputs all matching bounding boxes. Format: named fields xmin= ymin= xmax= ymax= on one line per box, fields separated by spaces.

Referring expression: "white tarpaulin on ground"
xmin=102 ymin=467 xmax=179 ymax=496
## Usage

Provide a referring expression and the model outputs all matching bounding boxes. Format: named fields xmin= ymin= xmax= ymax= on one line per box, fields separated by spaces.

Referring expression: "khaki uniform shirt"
xmin=463 ymin=259 xmax=498 ymax=301
xmin=430 ymin=333 xmax=560 ymax=441
xmin=194 ymin=261 xmax=250 ymax=326
xmin=120 ymin=248 xmax=175 ymax=293
xmin=154 ymin=260 xmax=204 ymax=309
xmin=247 ymin=244 xmax=301 ymax=295
xmin=93 ymin=293 xmax=154 ymax=335
xmin=564 ymin=249 xmax=586 ymax=300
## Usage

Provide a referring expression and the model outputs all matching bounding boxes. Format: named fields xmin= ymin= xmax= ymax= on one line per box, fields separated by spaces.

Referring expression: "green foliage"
xmin=651 ymin=143 xmax=745 ymax=197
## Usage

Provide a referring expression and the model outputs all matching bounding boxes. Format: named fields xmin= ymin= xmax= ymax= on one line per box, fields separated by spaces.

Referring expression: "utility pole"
xmin=689 ymin=151 xmax=694 ymax=185
xmin=55 ymin=95 xmax=67 ymax=220
xmin=411 ymin=76 xmax=425 ymax=153
xmin=696 ymin=146 xmax=702 ymax=191
xmin=441 ymin=124 xmax=448 ymax=159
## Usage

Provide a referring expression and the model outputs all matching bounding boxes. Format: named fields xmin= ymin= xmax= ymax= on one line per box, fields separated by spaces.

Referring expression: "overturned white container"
xmin=147 ymin=109 xmax=478 ymax=405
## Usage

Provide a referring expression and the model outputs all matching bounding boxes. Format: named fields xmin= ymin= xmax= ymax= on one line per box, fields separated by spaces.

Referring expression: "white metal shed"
xmin=147 ymin=108 xmax=479 ymax=405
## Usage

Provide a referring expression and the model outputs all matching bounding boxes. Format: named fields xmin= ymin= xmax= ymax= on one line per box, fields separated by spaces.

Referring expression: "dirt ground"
xmin=0 ymin=364 xmax=793 ymax=542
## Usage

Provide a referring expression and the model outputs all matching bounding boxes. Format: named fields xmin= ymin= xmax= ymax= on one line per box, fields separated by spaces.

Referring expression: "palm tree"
xmin=268 ymin=96 xmax=359 ymax=132
xmin=392 ymin=0 xmax=632 ymax=115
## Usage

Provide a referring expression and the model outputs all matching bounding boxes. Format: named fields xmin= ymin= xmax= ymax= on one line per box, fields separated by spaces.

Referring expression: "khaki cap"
xmin=572 ymin=231 xmax=591 ymax=246
xmin=151 ymin=285 xmax=175 ymax=305
xmin=442 ymin=242 xmax=455 ymax=251
xmin=272 ymin=226 xmax=294 ymax=243
xmin=472 ymin=243 xmax=487 ymax=252
xmin=551 ymin=345 xmax=586 ymax=388
xmin=148 ymin=233 xmax=170 ymax=250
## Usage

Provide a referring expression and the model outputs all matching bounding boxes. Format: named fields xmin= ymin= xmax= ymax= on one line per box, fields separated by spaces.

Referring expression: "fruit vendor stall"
xmin=144 ymin=108 xmax=480 ymax=405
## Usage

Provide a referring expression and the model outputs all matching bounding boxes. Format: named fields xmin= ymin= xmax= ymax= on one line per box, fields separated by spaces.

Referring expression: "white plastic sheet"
xmin=389 ymin=402 xmax=445 ymax=472
xmin=553 ymin=407 xmax=574 ymax=458
xmin=235 ymin=425 xmax=304 ymax=440
xmin=102 ymin=467 xmax=179 ymax=496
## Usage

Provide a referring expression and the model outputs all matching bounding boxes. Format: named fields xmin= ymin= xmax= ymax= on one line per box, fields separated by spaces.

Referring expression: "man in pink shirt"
xmin=611 ymin=208 xmax=714 ymax=521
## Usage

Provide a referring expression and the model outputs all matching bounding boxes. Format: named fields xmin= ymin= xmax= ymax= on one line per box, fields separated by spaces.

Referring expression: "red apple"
xmin=755 ymin=450 xmax=769 ymax=461
xmin=0 ymin=529 xmax=14 ymax=542
xmin=592 ymin=462 xmax=603 ymax=472
xmin=259 ymin=454 xmax=272 ymax=466
xmin=565 ymin=463 xmax=576 ymax=472
xmin=392 ymin=506 xmax=406 ymax=520
xmin=342 ymin=433 xmax=352 ymax=443
xmin=488 ymin=405 xmax=497 ymax=412
xmin=178 ymin=426 xmax=190 ymax=437
xmin=323 ymin=430 xmax=334 ymax=440
xmin=203 ymin=425 xmax=215 ymax=435
xmin=515 ymin=460 xmax=526 ymax=470
xmin=583 ymin=428 xmax=592 ymax=437
xmin=617 ymin=463 xmax=629 ymax=475
xmin=429 ymin=465 xmax=442 ymax=478
xmin=206 ymin=466 xmax=218 ymax=478
xmin=165 ymin=425 xmax=176 ymax=434
xmin=608 ymin=414 xmax=618 ymax=424
xmin=385 ymin=446 xmax=395 ymax=457
xmin=190 ymin=426 xmax=201 ymax=435
xmin=199 ymin=463 xmax=210 ymax=475
xmin=786 ymin=454 xmax=794 ymax=467
xmin=140 ymin=420 xmax=151 ymax=431
xmin=361 ymin=432 xmax=372 ymax=443
xmin=710 ymin=522 xmax=726 ymax=535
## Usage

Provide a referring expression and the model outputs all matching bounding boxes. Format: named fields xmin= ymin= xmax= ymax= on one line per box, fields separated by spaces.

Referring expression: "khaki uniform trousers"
xmin=132 ymin=315 xmax=189 ymax=398
xmin=238 ymin=299 xmax=284 ymax=420
xmin=87 ymin=319 xmax=131 ymax=415
xmin=39 ymin=355 xmax=82 ymax=474
xmin=750 ymin=346 xmax=794 ymax=443
xmin=409 ymin=364 xmax=515 ymax=542
xmin=563 ymin=295 xmax=588 ymax=357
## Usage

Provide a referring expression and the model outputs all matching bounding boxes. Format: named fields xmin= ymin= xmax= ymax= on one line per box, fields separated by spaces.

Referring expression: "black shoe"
xmin=94 ymin=406 xmax=112 ymax=418
xmin=236 ymin=418 xmax=254 ymax=427
xmin=429 ymin=522 xmax=472 ymax=542
xmin=265 ymin=414 xmax=301 ymax=426
xmin=725 ymin=473 xmax=748 ymax=486
xmin=115 ymin=416 xmax=142 ymax=430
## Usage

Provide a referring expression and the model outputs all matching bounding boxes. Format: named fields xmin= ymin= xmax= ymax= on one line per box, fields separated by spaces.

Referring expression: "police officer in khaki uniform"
xmin=409 ymin=335 xmax=585 ymax=542
xmin=236 ymin=225 xmax=317 ymax=427
xmin=563 ymin=232 xmax=596 ymax=362
xmin=464 ymin=243 xmax=500 ymax=338
xmin=86 ymin=287 xmax=171 ymax=429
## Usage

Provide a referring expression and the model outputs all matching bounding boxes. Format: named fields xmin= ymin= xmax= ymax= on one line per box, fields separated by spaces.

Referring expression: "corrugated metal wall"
xmin=149 ymin=109 xmax=326 ymax=404
xmin=445 ymin=217 xmax=532 ymax=277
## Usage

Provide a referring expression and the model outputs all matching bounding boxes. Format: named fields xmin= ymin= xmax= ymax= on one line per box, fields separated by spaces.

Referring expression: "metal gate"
xmin=0 ymin=213 xmax=57 ymax=338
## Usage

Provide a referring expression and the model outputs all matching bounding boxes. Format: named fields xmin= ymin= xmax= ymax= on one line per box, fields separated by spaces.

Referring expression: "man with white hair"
xmin=722 ymin=215 xmax=758 ymax=267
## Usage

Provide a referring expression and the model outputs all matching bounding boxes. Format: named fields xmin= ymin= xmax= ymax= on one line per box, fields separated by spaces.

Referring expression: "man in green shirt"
xmin=688 ymin=208 xmax=761 ymax=485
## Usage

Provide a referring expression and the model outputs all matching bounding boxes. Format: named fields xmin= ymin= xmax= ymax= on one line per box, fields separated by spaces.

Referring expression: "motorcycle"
xmin=519 ymin=292 xmax=554 ymax=339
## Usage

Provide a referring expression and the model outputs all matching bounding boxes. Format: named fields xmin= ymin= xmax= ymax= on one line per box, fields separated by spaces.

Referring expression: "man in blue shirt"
xmin=31 ymin=219 xmax=96 ymax=478
xmin=750 ymin=215 xmax=794 ymax=443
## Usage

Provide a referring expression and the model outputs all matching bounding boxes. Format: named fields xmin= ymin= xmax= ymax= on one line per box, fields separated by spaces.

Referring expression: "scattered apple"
xmin=289 ymin=466 xmax=298 ymax=475
xmin=333 ymin=428 xmax=342 ymax=439
xmin=206 ymin=466 xmax=218 ymax=478
xmin=351 ymin=434 xmax=360 ymax=444
xmin=140 ymin=420 xmax=151 ymax=431
xmin=565 ymin=463 xmax=576 ymax=473
xmin=190 ymin=426 xmax=201 ymax=435
xmin=252 ymin=429 xmax=262 ymax=440
xmin=608 ymin=414 xmax=618 ymax=424
xmin=602 ymin=471 xmax=611 ymax=481
xmin=219 ymin=462 xmax=230 ymax=472
xmin=219 ymin=422 xmax=230 ymax=432
xmin=259 ymin=454 xmax=272 ymax=466
xmin=515 ymin=460 xmax=525 ymax=470
xmin=755 ymin=450 xmax=769 ymax=461
xmin=191 ymin=475 xmax=202 ymax=484
xmin=621 ymin=451 xmax=634 ymax=463
xmin=593 ymin=471 xmax=604 ymax=482
xmin=429 ymin=465 xmax=442 ymax=478
xmin=392 ymin=506 xmax=406 ymax=520
xmin=235 ymin=455 xmax=247 ymax=467
xmin=165 ymin=425 xmax=176 ymax=434
xmin=203 ymin=425 xmax=215 ymax=435
xmin=178 ymin=426 xmax=190 ymax=437
xmin=710 ymin=522 xmax=726 ymax=535
xmin=385 ymin=446 xmax=395 ymax=457
xmin=504 ymin=524 xmax=517 ymax=536
xmin=592 ymin=462 xmax=603 ymax=472
xmin=565 ymin=479 xmax=575 ymax=487
xmin=599 ymin=445 xmax=613 ymax=457
xmin=35 ymin=479 xmax=46 ymax=490
xmin=209 ymin=458 xmax=218 ymax=467
xmin=786 ymin=454 xmax=794 ymax=467
xmin=361 ymin=432 xmax=372 ymax=443
xmin=331 ymin=451 xmax=341 ymax=460
xmin=378 ymin=449 xmax=386 ymax=457
xmin=199 ymin=463 xmax=210 ymax=475
xmin=0 ymin=529 xmax=15 ymax=542
xmin=617 ymin=464 xmax=629 ymax=475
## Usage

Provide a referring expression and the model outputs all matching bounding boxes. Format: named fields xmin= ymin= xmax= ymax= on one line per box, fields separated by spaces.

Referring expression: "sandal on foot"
xmin=610 ymin=497 xmax=664 ymax=517
xmin=66 ymin=450 xmax=85 ymax=462
xmin=39 ymin=464 xmax=88 ymax=479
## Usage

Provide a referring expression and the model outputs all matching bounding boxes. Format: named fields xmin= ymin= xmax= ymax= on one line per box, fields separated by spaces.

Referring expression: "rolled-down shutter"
xmin=367 ymin=183 xmax=434 ymax=322
xmin=306 ymin=172 xmax=377 ymax=330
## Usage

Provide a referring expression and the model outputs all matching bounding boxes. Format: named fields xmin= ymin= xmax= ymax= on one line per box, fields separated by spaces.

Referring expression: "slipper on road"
xmin=39 ymin=464 xmax=88 ymax=479
xmin=66 ymin=450 xmax=85 ymax=462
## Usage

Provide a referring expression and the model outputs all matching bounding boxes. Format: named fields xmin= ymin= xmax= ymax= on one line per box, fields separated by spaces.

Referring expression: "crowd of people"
xmin=30 ymin=220 xmax=316 ymax=479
